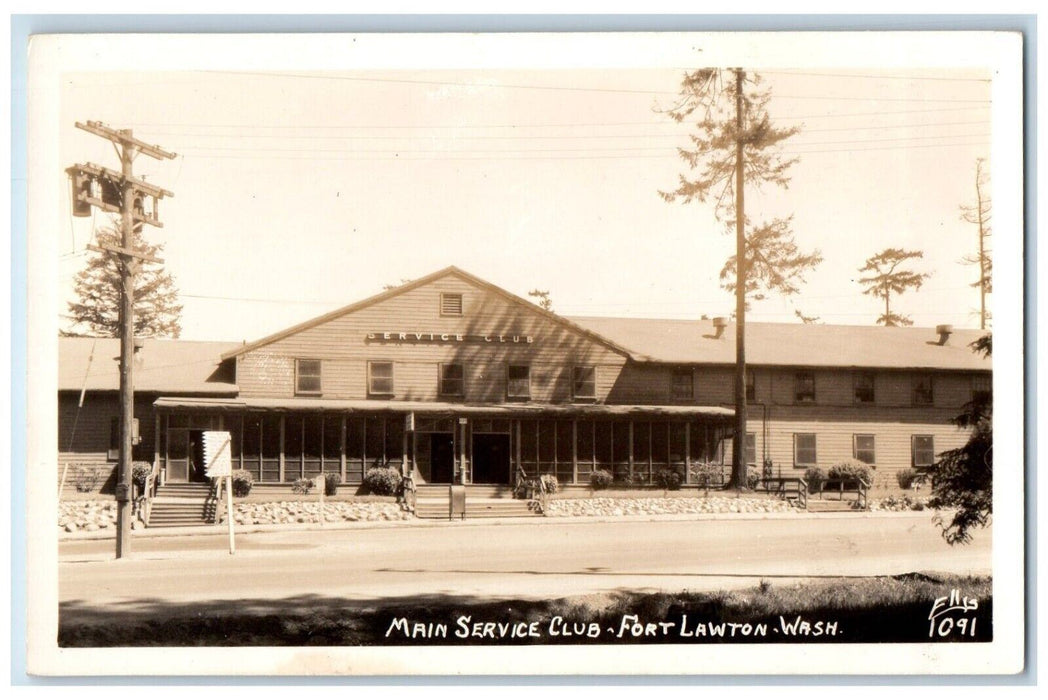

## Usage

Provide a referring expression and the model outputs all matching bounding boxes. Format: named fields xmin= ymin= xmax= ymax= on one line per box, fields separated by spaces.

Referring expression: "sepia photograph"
xmin=23 ymin=29 xmax=1025 ymax=676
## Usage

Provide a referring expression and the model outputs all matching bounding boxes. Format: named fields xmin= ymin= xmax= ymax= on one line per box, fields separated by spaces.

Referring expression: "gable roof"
xmin=59 ymin=337 xmax=239 ymax=393
xmin=568 ymin=317 xmax=992 ymax=371
xmin=220 ymin=265 xmax=635 ymax=360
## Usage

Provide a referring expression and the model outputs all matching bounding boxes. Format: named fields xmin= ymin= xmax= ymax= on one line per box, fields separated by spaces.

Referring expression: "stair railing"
xmin=134 ymin=461 xmax=161 ymax=525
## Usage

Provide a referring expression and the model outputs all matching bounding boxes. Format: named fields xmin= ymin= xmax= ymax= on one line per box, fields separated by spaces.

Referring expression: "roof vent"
xmin=935 ymin=324 xmax=954 ymax=345
xmin=712 ymin=316 xmax=728 ymax=339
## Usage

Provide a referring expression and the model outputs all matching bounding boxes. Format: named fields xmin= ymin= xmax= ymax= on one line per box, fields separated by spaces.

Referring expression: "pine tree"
xmin=65 ymin=226 xmax=183 ymax=338
xmin=959 ymin=158 xmax=992 ymax=329
xmin=857 ymin=248 xmax=931 ymax=327
xmin=929 ymin=334 xmax=992 ymax=544
xmin=660 ymin=68 xmax=821 ymax=490
xmin=528 ymin=289 xmax=553 ymax=312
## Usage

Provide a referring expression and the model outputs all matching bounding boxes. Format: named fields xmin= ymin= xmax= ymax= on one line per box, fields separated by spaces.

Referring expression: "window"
xmin=853 ymin=371 xmax=875 ymax=404
xmin=794 ymin=433 xmax=817 ymax=467
xmin=853 ymin=434 xmax=876 ymax=465
xmin=507 ymin=364 xmax=531 ymax=399
xmin=440 ymin=293 xmax=463 ymax=316
xmin=108 ymin=418 xmax=120 ymax=461
xmin=672 ymin=368 xmax=693 ymax=400
xmin=295 ymin=359 xmax=322 ymax=395
xmin=732 ymin=371 xmax=756 ymax=401
xmin=794 ymin=371 xmax=815 ymax=403
xmin=912 ymin=435 xmax=935 ymax=468
xmin=912 ymin=374 xmax=934 ymax=406
xmin=439 ymin=363 xmax=465 ymax=396
xmin=573 ymin=366 xmax=597 ymax=400
xmin=368 ymin=361 xmax=394 ymax=396
xmin=745 ymin=432 xmax=757 ymax=466
xmin=972 ymin=374 xmax=991 ymax=403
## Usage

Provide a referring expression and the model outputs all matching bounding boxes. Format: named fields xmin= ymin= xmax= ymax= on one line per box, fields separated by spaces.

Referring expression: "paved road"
xmin=59 ymin=514 xmax=991 ymax=609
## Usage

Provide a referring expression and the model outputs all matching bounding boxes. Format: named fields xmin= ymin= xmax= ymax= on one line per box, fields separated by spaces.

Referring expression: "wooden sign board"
xmin=202 ymin=430 xmax=232 ymax=478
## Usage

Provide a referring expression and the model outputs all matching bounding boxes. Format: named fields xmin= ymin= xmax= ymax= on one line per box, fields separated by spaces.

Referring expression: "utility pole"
xmin=731 ymin=68 xmax=749 ymax=491
xmin=67 ymin=121 xmax=175 ymax=558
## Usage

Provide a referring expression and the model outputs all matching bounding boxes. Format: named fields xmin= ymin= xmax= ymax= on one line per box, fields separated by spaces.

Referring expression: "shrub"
xmin=690 ymin=461 xmax=723 ymax=489
xmin=292 ymin=478 xmax=314 ymax=495
xmin=828 ymin=460 xmax=872 ymax=485
xmin=324 ymin=472 xmax=341 ymax=496
xmin=654 ymin=468 xmax=683 ymax=490
xmin=590 ymin=469 xmax=613 ymax=491
xmin=363 ymin=467 xmax=400 ymax=496
xmin=131 ymin=461 xmax=152 ymax=489
xmin=746 ymin=467 xmax=762 ymax=490
xmin=896 ymin=468 xmax=919 ymax=490
xmin=804 ymin=467 xmax=826 ymax=494
xmin=231 ymin=469 xmax=254 ymax=497
xmin=613 ymin=472 xmax=634 ymax=487
xmin=539 ymin=474 xmax=558 ymax=495
xmin=72 ymin=465 xmax=101 ymax=493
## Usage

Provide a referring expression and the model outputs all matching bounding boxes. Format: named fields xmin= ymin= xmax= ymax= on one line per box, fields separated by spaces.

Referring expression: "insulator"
xmin=70 ymin=170 xmax=92 ymax=217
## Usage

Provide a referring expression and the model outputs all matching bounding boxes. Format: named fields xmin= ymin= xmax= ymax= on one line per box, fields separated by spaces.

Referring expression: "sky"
xmin=50 ymin=36 xmax=1001 ymax=342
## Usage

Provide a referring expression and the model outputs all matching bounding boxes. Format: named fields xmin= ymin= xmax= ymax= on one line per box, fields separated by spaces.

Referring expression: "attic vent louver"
xmin=441 ymin=293 xmax=463 ymax=316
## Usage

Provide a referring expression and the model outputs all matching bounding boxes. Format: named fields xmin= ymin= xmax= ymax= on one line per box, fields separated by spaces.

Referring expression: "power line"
xmin=174 ymin=140 xmax=989 ymax=162
xmin=760 ymin=70 xmax=990 ymax=83
xmin=122 ymin=106 xmax=990 ymax=132
xmin=137 ymin=120 xmax=991 ymax=143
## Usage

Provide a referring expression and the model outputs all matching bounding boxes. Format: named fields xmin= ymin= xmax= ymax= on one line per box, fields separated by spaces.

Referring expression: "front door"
xmin=472 ymin=433 xmax=510 ymax=485
xmin=430 ymin=433 xmax=455 ymax=483
xmin=167 ymin=430 xmax=189 ymax=482
xmin=189 ymin=430 xmax=208 ymax=482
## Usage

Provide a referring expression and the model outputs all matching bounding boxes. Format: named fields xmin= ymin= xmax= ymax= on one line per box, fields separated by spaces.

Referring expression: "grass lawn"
xmin=60 ymin=573 xmax=991 ymax=646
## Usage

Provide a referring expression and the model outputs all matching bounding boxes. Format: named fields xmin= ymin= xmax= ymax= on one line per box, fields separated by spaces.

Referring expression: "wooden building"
xmin=58 ymin=266 xmax=990 ymax=493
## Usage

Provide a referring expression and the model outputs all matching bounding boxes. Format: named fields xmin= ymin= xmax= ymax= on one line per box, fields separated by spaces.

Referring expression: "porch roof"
xmin=153 ymin=396 xmax=734 ymax=419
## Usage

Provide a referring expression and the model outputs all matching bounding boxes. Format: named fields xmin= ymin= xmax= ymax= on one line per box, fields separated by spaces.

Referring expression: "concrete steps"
xmin=413 ymin=484 xmax=539 ymax=520
xmin=805 ymin=499 xmax=863 ymax=513
xmin=147 ymin=483 xmax=215 ymax=528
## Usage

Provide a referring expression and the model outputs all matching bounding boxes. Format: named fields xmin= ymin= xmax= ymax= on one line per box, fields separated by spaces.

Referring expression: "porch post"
xmin=627 ymin=420 xmax=634 ymax=482
xmin=685 ymin=422 xmax=691 ymax=484
xmin=571 ymin=419 xmax=577 ymax=485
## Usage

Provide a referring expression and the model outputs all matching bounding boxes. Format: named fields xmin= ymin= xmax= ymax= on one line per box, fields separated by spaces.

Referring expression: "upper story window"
xmin=972 ymin=374 xmax=991 ymax=404
xmin=573 ymin=366 xmax=597 ymax=400
xmin=794 ymin=371 xmax=815 ymax=403
xmin=368 ymin=361 xmax=394 ymax=397
xmin=440 ymin=293 xmax=463 ymax=317
xmin=733 ymin=371 xmax=756 ymax=401
xmin=439 ymin=363 xmax=465 ymax=397
xmin=853 ymin=371 xmax=875 ymax=404
xmin=912 ymin=435 xmax=935 ymax=468
xmin=507 ymin=364 xmax=531 ymax=400
xmin=295 ymin=359 xmax=322 ymax=395
xmin=912 ymin=374 xmax=934 ymax=406
xmin=672 ymin=368 xmax=693 ymax=400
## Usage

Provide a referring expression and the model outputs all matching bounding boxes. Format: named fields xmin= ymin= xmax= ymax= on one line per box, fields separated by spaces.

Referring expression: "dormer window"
xmin=573 ymin=366 xmax=597 ymax=401
xmin=295 ymin=359 xmax=322 ymax=395
xmin=440 ymin=293 xmax=463 ymax=317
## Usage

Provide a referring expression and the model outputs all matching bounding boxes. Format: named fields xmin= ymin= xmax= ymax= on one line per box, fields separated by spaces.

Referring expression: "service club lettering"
xmin=366 ymin=332 xmax=534 ymax=344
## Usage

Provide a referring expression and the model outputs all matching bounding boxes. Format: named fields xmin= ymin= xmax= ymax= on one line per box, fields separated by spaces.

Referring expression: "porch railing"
xmin=755 ymin=476 xmax=808 ymax=510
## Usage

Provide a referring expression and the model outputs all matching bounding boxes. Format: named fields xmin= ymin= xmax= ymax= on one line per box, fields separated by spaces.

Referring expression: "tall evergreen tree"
xmin=857 ymin=247 xmax=931 ymax=327
xmin=65 ymin=226 xmax=183 ymax=338
xmin=929 ymin=334 xmax=992 ymax=544
xmin=660 ymin=68 xmax=821 ymax=490
xmin=959 ymin=158 xmax=992 ymax=329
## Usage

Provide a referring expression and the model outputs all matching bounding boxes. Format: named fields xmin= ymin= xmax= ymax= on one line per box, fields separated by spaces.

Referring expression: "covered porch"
xmin=152 ymin=397 xmax=734 ymax=488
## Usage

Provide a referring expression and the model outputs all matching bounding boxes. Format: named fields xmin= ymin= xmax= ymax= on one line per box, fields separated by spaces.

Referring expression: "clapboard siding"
xmin=236 ymin=275 xmax=628 ymax=401
xmin=57 ymin=392 xmax=157 ymax=494
xmin=718 ymin=406 xmax=970 ymax=486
